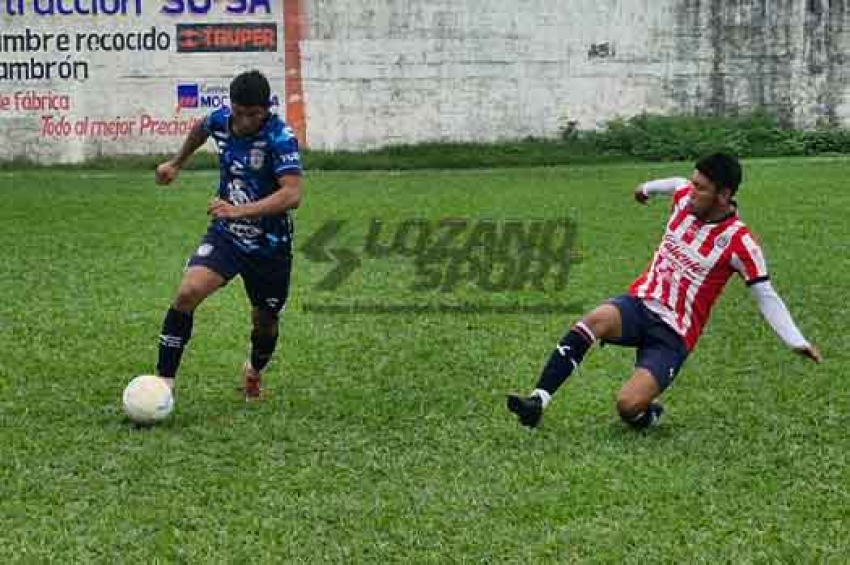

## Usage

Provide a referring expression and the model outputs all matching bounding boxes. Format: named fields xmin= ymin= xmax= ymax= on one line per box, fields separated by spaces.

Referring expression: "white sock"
xmin=532 ymin=389 xmax=552 ymax=408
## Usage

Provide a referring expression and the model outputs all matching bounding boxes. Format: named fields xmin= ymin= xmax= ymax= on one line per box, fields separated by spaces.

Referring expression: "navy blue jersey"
xmin=203 ymin=107 xmax=302 ymax=254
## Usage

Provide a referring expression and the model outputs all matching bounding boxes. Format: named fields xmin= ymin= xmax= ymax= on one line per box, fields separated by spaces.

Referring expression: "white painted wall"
xmin=1 ymin=0 xmax=848 ymax=162
xmin=301 ymin=0 xmax=681 ymax=149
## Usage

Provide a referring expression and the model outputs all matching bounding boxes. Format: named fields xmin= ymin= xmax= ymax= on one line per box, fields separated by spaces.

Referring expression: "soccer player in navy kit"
xmin=152 ymin=70 xmax=303 ymax=400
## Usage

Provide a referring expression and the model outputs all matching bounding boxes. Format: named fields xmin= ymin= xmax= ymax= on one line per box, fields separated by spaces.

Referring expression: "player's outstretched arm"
xmin=155 ymin=121 xmax=210 ymax=185
xmin=634 ymin=177 xmax=689 ymax=204
xmin=749 ymin=281 xmax=822 ymax=363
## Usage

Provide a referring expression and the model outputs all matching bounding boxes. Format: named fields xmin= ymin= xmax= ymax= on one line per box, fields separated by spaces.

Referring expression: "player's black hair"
xmin=230 ymin=70 xmax=271 ymax=107
xmin=695 ymin=153 xmax=742 ymax=195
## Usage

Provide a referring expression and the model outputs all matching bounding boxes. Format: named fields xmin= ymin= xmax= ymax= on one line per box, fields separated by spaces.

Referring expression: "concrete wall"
xmin=0 ymin=0 xmax=285 ymax=163
xmin=1 ymin=0 xmax=849 ymax=162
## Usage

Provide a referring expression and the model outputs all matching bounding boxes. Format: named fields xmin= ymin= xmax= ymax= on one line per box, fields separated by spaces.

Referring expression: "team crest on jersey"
xmin=715 ymin=235 xmax=730 ymax=249
xmin=249 ymin=148 xmax=265 ymax=170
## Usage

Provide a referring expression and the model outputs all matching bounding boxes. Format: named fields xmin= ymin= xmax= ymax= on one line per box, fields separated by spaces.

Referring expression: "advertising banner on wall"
xmin=0 ymin=0 xmax=303 ymax=163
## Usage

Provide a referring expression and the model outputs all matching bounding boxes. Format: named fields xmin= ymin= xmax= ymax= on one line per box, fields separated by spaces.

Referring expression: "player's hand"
xmin=794 ymin=344 xmax=823 ymax=363
xmin=155 ymin=161 xmax=180 ymax=185
xmin=207 ymin=198 xmax=243 ymax=219
xmin=634 ymin=185 xmax=649 ymax=205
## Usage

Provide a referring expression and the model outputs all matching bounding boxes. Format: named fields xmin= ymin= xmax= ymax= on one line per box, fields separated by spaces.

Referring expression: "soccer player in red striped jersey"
xmin=508 ymin=153 xmax=822 ymax=429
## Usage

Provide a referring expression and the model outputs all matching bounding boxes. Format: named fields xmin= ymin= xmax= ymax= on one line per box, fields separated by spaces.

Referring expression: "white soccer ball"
xmin=123 ymin=375 xmax=174 ymax=424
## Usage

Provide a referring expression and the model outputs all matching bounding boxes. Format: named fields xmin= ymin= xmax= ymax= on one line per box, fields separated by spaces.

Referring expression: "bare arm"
xmin=750 ymin=281 xmax=822 ymax=363
xmin=208 ymin=174 xmax=303 ymax=219
xmin=155 ymin=120 xmax=210 ymax=185
xmin=634 ymin=177 xmax=689 ymax=204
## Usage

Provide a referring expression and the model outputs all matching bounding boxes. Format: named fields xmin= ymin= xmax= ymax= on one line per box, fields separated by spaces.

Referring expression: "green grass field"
xmin=1 ymin=158 xmax=847 ymax=562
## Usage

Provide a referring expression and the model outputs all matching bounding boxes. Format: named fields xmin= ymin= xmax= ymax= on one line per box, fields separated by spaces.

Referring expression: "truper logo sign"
xmin=176 ymin=23 xmax=277 ymax=52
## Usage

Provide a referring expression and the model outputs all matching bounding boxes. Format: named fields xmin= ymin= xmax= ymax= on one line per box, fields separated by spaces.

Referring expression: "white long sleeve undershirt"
xmin=749 ymin=281 xmax=809 ymax=349
xmin=639 ymin=177 xmax=689 ymax=197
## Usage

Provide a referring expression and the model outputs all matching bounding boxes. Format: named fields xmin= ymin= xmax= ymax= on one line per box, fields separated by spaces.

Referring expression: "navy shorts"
xmin=603 ymin=294 xmax=689 ymax=391
xmin=186 ymin=228 xmax=292 ymax=314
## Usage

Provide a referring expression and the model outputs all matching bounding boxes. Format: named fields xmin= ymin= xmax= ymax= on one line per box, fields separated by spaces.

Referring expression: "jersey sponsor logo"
xmin=227 ymin=180 xmax=251 ymax=205
xmin=226 ymin=222 xmax=262 ymax=240
xmin=660 ymin=234 xmax=707 ymax=276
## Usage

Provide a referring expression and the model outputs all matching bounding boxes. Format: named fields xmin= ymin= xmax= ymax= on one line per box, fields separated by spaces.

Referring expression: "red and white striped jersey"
xmin=629 ymin=183 xmax=769 ymax=350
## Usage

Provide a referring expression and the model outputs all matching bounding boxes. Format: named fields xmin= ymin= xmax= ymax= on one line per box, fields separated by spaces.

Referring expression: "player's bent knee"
xmin=173 ymin=285 xmax=209 ymax=311
xmin=581 ymin=304 xmax=621 ymax=341
xmin=616 ymin=395 xmax=650 ymax=423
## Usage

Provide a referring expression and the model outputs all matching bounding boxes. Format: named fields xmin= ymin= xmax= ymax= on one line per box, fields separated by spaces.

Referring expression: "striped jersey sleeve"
xmin=729 ymin=229 xmax=769 ymax=285
xmin=671 ymin=183 xmax=691 ymax=212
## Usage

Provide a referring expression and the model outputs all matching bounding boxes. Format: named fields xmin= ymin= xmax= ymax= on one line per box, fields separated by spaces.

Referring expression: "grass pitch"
xmin=0 ymin=158 xmax=847 ymax=562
